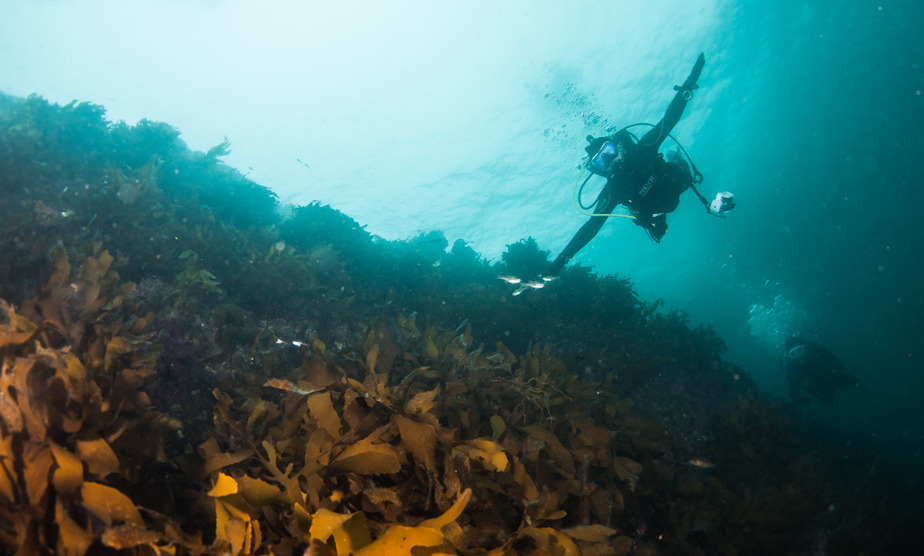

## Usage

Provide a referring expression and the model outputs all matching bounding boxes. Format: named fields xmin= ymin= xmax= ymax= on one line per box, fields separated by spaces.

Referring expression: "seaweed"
xmin=499 ymin=237 xmax=551 ymax=280
xmin=0 ymin=91 xmax=920 ymax=555
xmin=0 ymin=250 xmax=189 ymax=554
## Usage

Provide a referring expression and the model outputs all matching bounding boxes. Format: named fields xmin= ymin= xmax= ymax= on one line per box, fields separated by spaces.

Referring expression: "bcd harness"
xmin=575 ymin=123 xmax=717 ymax=218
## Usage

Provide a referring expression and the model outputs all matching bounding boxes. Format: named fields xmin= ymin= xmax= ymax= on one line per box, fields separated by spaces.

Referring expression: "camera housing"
xmin=710 ymin=191 xmax=735 ymax=214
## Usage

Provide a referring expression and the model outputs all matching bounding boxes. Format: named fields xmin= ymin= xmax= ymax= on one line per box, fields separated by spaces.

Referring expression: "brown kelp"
xmin=1 ymin=92 xmax=921 ymax=554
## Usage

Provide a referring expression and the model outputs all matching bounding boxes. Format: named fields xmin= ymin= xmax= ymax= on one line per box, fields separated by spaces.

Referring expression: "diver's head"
xmin=585 ymin=135 xmax=607 ymax=157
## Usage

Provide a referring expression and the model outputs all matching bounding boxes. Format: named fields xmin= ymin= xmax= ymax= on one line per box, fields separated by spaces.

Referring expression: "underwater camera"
xmin=589 ymin=141 xmax=618 ymax=176
xmin=710 ymin=191 xmax=736 ymax=214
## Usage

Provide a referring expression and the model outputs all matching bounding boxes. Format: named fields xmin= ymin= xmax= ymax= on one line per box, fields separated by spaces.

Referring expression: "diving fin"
xmin=675 ymin=52 xmax=705 ymax=93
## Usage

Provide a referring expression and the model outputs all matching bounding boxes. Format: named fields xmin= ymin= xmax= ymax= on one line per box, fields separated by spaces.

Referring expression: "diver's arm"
xmin=639 ymin=53 xmax=705 ymax=149
xmin=546 ymin=191 xmax=619 ymax=276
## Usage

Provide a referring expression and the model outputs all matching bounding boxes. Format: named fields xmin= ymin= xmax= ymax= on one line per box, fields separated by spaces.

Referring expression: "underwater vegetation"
xmin=1 ymin=92 xmax=922 ymax=555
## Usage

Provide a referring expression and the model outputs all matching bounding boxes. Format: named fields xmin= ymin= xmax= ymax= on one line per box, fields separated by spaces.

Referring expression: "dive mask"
xmin=589 ymin=140 xmax=619 ymax=177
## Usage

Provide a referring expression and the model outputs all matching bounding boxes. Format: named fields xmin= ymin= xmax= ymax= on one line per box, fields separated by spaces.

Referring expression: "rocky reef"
xmin=0 ymin=93 xmax=919 ymax=555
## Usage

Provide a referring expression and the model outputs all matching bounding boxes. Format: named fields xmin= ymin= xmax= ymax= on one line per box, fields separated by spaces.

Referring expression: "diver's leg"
xmin=546 ymin=193 xmax=618 ymax=275
xmin=639 ymin=53 xmax=705 ymax=149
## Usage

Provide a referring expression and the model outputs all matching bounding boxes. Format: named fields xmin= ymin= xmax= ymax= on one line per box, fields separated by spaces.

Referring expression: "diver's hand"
xmin=676 ymin=52 xmax=705 ymax=94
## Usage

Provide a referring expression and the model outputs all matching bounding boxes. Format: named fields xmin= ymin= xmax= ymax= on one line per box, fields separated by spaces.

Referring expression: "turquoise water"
xmin=706 ymin=2 xmax=924 ymax=455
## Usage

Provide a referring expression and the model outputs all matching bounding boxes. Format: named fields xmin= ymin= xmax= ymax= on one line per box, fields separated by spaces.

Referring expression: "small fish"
xmin=688 ymin=458 xmax=714 ymax=469
xmin=511 ymin=281 xmax=546 ymax=296
xmin=498 ymin=275 xmax=522 ymax=284
xmin=275 ymin=338 xmax=306 ymax=347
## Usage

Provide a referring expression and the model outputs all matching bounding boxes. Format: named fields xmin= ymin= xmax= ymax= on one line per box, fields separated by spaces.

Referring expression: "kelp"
xmin=499 ymin=237 xmax=550 ymax=281
xmin=0 ymin=92 xmax=919 ymax=555
xmin=0 ymin=247 xmax=882 ymax=554
xmin=190 ymin=315 xmax=680 ymax=555
xmin=0 ymin=93 xmax=276 ymax=231
xmin=0 ymin=249 xmax=198 ymax=555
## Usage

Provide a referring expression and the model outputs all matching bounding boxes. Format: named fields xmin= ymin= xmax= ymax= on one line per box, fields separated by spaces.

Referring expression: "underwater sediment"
xmin=1 ymin=93 xmax=920 ymax=555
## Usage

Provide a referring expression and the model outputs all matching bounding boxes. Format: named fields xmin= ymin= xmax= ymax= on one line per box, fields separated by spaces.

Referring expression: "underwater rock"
xmin=0 ymin=92 xmax=919 ymax=555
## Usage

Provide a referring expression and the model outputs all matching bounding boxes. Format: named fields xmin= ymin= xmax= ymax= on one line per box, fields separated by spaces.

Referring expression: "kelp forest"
xmin=0 ymin=94 xmax=919 ymax=555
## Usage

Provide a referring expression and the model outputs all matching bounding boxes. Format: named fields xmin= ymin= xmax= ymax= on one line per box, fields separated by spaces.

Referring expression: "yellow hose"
xmin=570 ymin=165 xmax=636 ymax=219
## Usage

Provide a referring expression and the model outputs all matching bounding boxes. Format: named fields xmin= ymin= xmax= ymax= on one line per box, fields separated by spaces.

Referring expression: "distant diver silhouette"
xmin=782 ymin=335 xmax=868 ymax=405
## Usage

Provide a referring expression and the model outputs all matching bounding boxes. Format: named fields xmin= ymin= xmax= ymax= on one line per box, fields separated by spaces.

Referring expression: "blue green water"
xmin=703 ymin=2 xmax=924 ymax=456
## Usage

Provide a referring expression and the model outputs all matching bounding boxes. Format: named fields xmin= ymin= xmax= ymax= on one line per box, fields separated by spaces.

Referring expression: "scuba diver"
xmin=782 ymin=335 xmax=867 ymax=406
xmin=546 ymin=53 xmax=734 ymax=276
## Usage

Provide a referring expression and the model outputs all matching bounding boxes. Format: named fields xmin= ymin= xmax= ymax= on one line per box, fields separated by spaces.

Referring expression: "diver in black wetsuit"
xmin=546 ymin=53 xmax=733 ymax=276
xmin=782 ymin=336 xmax=867 ymax=406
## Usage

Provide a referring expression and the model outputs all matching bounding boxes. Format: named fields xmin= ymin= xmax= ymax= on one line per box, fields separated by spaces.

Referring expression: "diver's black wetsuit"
xmin=547 ymin=53 xmax=705 ymax=276
xmin=783 ymin=338 xmax=866 ymax=406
